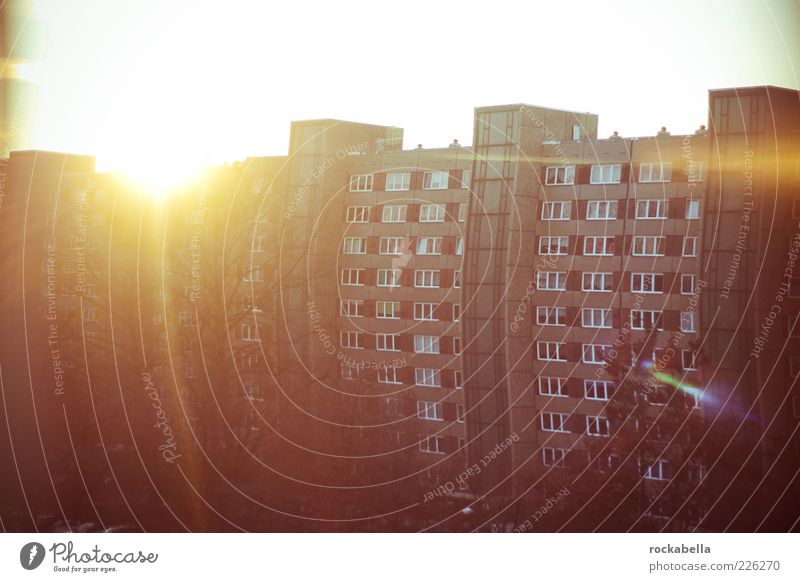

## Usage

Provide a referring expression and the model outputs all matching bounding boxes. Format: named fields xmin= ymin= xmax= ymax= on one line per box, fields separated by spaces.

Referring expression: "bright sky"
xmin=15 ymin=0 xmax=800 ymax=190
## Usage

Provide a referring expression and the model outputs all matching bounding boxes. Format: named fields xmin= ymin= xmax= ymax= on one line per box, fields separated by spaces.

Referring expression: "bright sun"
xmin=110 ymin=153 xmax=209 ymax=201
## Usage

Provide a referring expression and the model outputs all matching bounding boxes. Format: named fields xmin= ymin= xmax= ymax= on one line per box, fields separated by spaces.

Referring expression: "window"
xmin=454 ymin=370 xmax=463 ymax=389
xmin=453 ymin=337 xmax=462 ymax=355
xmin=376 ymin=301 xmax=400 ymax=319
xmin=241 ymin=321 xmax=258 ymax=341
xmin=417 ymin=401 xmax=443 ymax=421
xmin=539 ymin=236 xmax=568 ymax=256
xmin=545 ymin=165 xmax=575 ymax=185
xmin=537 ymin=341 xmax=566 ymax=362
xmin=461 ymin=169 xmax=471 ymax=189
xmin=543 ymin=448 xmax=567 ymax=468
xmin=453 ymin=303 xmax=461 ymax=322
xmin=632 ymin=236 xmax=665 ymax=256
xmin=586 ymin=200 xmax=618 ymax=220
xmin=583 ymin=344 xmax=610 ymax=365
xmin=416 ymin=368 xmax=441 ymax=387
xmin=378 ymin=366 xmax=401 ymax=384
xmin=417 ymin=237 xmax=442 ymax=255
xmin=380 ymin=236 xmax=405 ymax=255
xmin=631 ymin=310 xmax=663 ymax=330
xmin=420 ymin=204 xmax=445 ymax=222
xmin=341 ymin=268 xmax=365 ymax=286
xmin=537 ymin=271 xmax=567 ymax=291
xmin=585 ymin=380 xmax=613 ymax=401
xmin=681 ymin=274 xmax=696 ymax=295
xmin=644 ymin=459 xmax=671 ymax=481
xmin=686 ymin=200 xmax=701 ymax=219
xmin=349 ymin=174 xmax=373 ymax=192
xmin=346 ymin=206 xmax=370 ymax=223
xmin=153 ymin=312 xmax=164 ymax=325
xmin=583 ymin=272 xmax=613 ymax=292
xmin=382 ymin=205 xmax=406 ymax=223
xmin=681 ymin=311 xmax=696 ymax=333
xmin=456 ymin=404 xmax=465 ymax=422
xmin=453 ymin=271 xmax=461 ymax=288
xmin=252 ymin=235 xmax=266 ymax=252
xmin=420 ymin=435 xmax=444 ymax=454
xmin=584 ymin=236 xmax=615 ymax=256
xmin=340 ymin=299 xmax=364 ymax=318
xmin=636 ymin=199 xmax=668 ymax=219
xmin=414 ymin=303 xmax=437 ymax=321
xmin=538 ymin=376 xmax=566 ymax=397
xmin=572 ymin=125 xmax=581 ymax=141
xmin=682 ymin=350 xmax=698 ymax=371
xmin=242 ymin=266 xmax=264 ymax=282
xmin=385 ymin=172 xmax=410 ymax=191
xmin=541 ymin=412 xmax=569 ymax=433
xmin=343 ymin=237 xmax=367 ymax=254
xmin=586 ymin=416 xmax=610 ymax=437
xmin=423 ymin=171 xmax=449 ymax=190
xmin=455 ymin=237 xmax=464 ymax=256
xmin=415 ymin=270 xmax=440 ymax=288
xmin=340 ymin=331 xmax=363 ymax=349
xmin=376 ymin=334 xmax=399 ymax=352
xmin=341 ymin=364 xmax=356 ymax=381
xmin=582 ymin=308 xmax=611 ymax=328
xmin=179 ymin=311 xmax=194 ymax=326
xmin=541 ymin=201 xmax=571 ymax=220
xmin=414 ymin=335 xmax=440 ymax=354
xmin=458 ymin=203 xmax=467 ymax=222
xmin=639 ymin=162 xmax=672 ymax=183
xmin=682 ymin=236 xmax=698 ymax=257
xmin=631 ymin=273 xmax=664 ymax=294
xmin=536 ymin=306 xmax=566 ymax=326
xmin=377 ymin=269 xmax=402 ymax=287
xmin=590 ymin=164 xmax=622 ymax=184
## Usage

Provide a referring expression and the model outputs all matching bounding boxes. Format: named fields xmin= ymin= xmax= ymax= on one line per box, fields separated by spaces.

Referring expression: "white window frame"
xmin=340 ymin=299 xmax=364 ymax=318
xmin=458 ymin=203 xmax=467 ymax=222
xmin=582 ymin=343 xmax=610 ymax=365
xmin=417 ymin=401 xmax=443 ymax=421
xmin=584 ymin=236 xmax=615 ymax=256
xmin=376 ymin=300 xmax=400 ymax=319
xmin=414 ymin=270 xmax=440 ymax=288
xmin=541 ymin=412 xmax=569 ymax=433
xmin=377 ymin=269 xmax=402 ymax=288
xmin=414 ymin=303 xmax=437 ymax=321
xmin=343 ymin=237 xmax=367 ymax=255
xmin=537 ymin=271 xmax=567 ymax=291
xmin=636 ymin=199 xmax=669 ymax=219
xmin=420 ymin=204 xmax=446 ymax=223
xmin=545 ymin=165 xmax=575 ymax=185
xmin=380 ymin=236 xmax=405 ymax=255
xmin=639 ymin=162 xmax=672 ymax=183
xmin=632 ymin=235 xmax=665 ymax=256
xmin=681 ymin=274 xmax=696 ymax=295
xmin=590 ymin=164 xmax=622 ymax=184
xmin=455 ymin=237 xmax=464 ymax=256
xmin=420 ymin=435 xmax=444 ymax=454
xmin=537 ymin=341 xmax=566 ymax=362
xmin=541 ymin=201 xmax=572 ymax=220
xmin=382 ymin=205 xmax=407 ymax=223
xmin=631 ymin=272 xmax=664 ymax=294
xmin=341 ymin=268 xmax=364 ymax=286
xmin=376 ymin=334 xmax=400 ymax=352
xmin=349 ymin=174 xmax=374 ymax=192
xmin=683 ymin=236 xmax=698 ymax=257
xmin=631 ymin=309 xmax=663 ymax=330
xmin=415 ymin=368 xmax=441 ymax=387
xmin=538 ymin=376 xmax=566 ymax=397
xmin=644 ymin=459 xmax=671 ymax=481
xmin=423 ymin=171 xmax=449 ymax=190
xmin=379 ymin=366 xmax=401 ymax=384
xmin=585 ymin=380 xmax=613 ymax=401
xmin=536 ymin=306 xmax=566 ymax=326
xmin=543 ymin=447 xmax=568 ymax=467
xmin=416 ymin=237 xmax=442 ymax=255
xmin=586 ymin=200 xmax=618 ymax=220
xmin=539 ymin=236 xmax=568 ymax=256
xmin=681 ymin=311 xmax=696 ymax=333
xmin=682 ymin=350 xmax=698 ymax=371
xmin=582 ymin=272 xmax=613 ymax=292
xmin=346 ymin=205 xmax=370 ymax=223
xmin=586 ymin=416 xmax=610 ymax=437
xmin=582 ymin=308 xmax=611 ymax=329
xmin=414 ymin=335 xmax=440 ymax=354
xmin=686 ymin=199 xmax=701 ymax=219
xmin=385 ymin=172 xmax=410 ymax=192
xmin=340 ymin=330 xmax=364 ymax=350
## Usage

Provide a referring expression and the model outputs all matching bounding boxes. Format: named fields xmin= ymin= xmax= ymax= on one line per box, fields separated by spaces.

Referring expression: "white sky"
xmin=16 ymin=0 xmax=800 ymax=188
